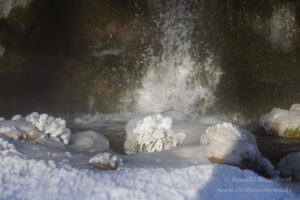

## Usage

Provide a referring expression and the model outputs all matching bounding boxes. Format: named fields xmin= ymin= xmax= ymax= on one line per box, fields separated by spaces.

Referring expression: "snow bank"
xmin=69 ymin=131 xmax=109 ymax=152
xmin=89 ymin=152 xmax=122 ymax=170
xmin=124 ymin=114 xmax=186 ymax=154
xmin=260 ymin=104 xmax=300 ymax=136
xmin=278 ymin=152 xmax=300 ymax=181
xmin=0 ymin=151 xmax=296 ymax=200
xmin=200 ymin=122 xmax=261 ymax=167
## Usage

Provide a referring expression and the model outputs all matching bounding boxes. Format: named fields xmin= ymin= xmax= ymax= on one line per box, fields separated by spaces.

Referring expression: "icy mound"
xmin=89 ymin=152 xmax=122 ymax=170
xmin=260 ymin=104 xmax=300 ymax=136
xmin=69 ymin=131 xmax=109 ymax=152
xmin=278 ymin=152 xmax=300 ymax=181
xmin=124 ymin=114 xmax=186 ymax=154
xmin=200 ymin=122 xmax=261 ymax=167
xmin=25 ymin=112 xmax=71 ymax=144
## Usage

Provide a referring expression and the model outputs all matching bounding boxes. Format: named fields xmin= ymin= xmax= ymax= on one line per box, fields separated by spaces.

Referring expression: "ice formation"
xmin=278 ymin=152 xmax=300 ymax=181
xmin=89 ymin=152 xmax=122 ymax=170
xmin=260 ymin=104 xmax=300 ymax=136
xmin=0 ymin=112 xmax=71 ymax=144
xmin=26 ymin=112 xmax=71 ymax=144
xmin=69 ymin=131 xmax=109 ymax=152
xmin=200 ymin=122 xmax=261 ymax=166
xmin=124 ymin=114 xmax=186 ymax=154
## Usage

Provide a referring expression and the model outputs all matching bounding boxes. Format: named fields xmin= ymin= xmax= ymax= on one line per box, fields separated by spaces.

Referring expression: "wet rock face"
xmin=0 ymin=0 xmax=299 ymax=117
xmin=0 ymin=0 xmax=154 ymax=116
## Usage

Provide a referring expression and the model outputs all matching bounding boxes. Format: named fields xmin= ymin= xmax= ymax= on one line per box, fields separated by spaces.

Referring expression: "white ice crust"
xmin=200 ymin=122 xmax=260 ymax=165
xmin=124 ymin=114 xmax=186 ymax=154
xmin=260 ymin=104 xmax=300 ymax=136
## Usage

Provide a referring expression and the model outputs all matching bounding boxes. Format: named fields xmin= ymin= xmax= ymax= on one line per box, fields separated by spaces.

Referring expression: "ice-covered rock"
xmin=69 ymin=131 xmax=109 ymax=152
xmin=124 ymin=114 xmax=186 ymax=154
xmin=89 ymin=152 xmax=122 ymax=170
xmin=0 ymin=126 xmax=25 ymax=140
xmin=26 ymin=112 xmax=71 ymax=144
xmin=257 ymin=157 xmax=279 ymax=178
xmin=260 ymin=104 xmax=300 ymax=137
xmin=200 ymin=122 xmax=261 ymax=167
xmin=278 ymin=152 xmax=300 ymax=181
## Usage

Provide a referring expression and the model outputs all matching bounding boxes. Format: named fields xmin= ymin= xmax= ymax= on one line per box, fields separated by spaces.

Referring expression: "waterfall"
xmin=123 ymin=0 xmax=222 ymax=115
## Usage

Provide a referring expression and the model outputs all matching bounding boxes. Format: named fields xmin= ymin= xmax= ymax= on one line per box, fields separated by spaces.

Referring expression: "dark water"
xmin=0 ymin=0 xmax=299 ymax=119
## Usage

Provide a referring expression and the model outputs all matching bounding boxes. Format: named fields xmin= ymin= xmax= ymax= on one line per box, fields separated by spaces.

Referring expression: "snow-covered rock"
xmin=200 ymin=122 xmax=261 ymax=167
xmin=124 ymin=114 xmax=186 ymax=154
xmin=69 ymin=131 xmax=109 ymax=152
xmin=278 ymin=152 xmax=300 ymax=181
xmin=260 ymin=104 xmax=300 ymax=136
xmin=89 ymin=152 xmax=122 ymax=170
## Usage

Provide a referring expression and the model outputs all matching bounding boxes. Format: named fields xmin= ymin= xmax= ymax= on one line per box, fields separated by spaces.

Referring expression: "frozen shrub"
xmin=26 ymin=112 xmax=71 ymax=144
xmin=89 ymin=152 xmax=122 ymax=170
xmin=200 ymin=122 xmax=260 ymax=166
xmin=124 ymin=114 xmax=186 ymax=154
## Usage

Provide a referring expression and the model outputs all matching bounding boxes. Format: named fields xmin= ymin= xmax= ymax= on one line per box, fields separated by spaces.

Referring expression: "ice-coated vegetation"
xmin=69 ymin=131 xmax=109 ymax=152
xmin=124 ymin=114 xmax=186 ymax=154
xmin=278 ymin=152 xmax=300 ymax=181
xmin=89 ymin=152 xmax=122 ymax=170
xmin=260 ymin=104 xmax=300 ymax=136
xmin=26 ymin=112 xmax=71 ymax=144
xmin=0 ymin=112 xmax=71 ymax=144
xmin=200 ymin=122 xmax=260 ymax=166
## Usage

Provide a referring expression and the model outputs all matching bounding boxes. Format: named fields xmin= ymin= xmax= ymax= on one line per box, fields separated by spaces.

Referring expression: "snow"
xmin=124 ymin=114 xmax=186 ymax=154
xmin=278 ymin=152 xmax=300 ymax=181
xmin=200 ymin=122 xmax=261 ymax=166
xmin=0 ymin=139 xmax=296 ymax=200
xmin=260 ymin=104 xmax=300 ymax=136
xmin=0 ymin=112 xmax=298 ymax=199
